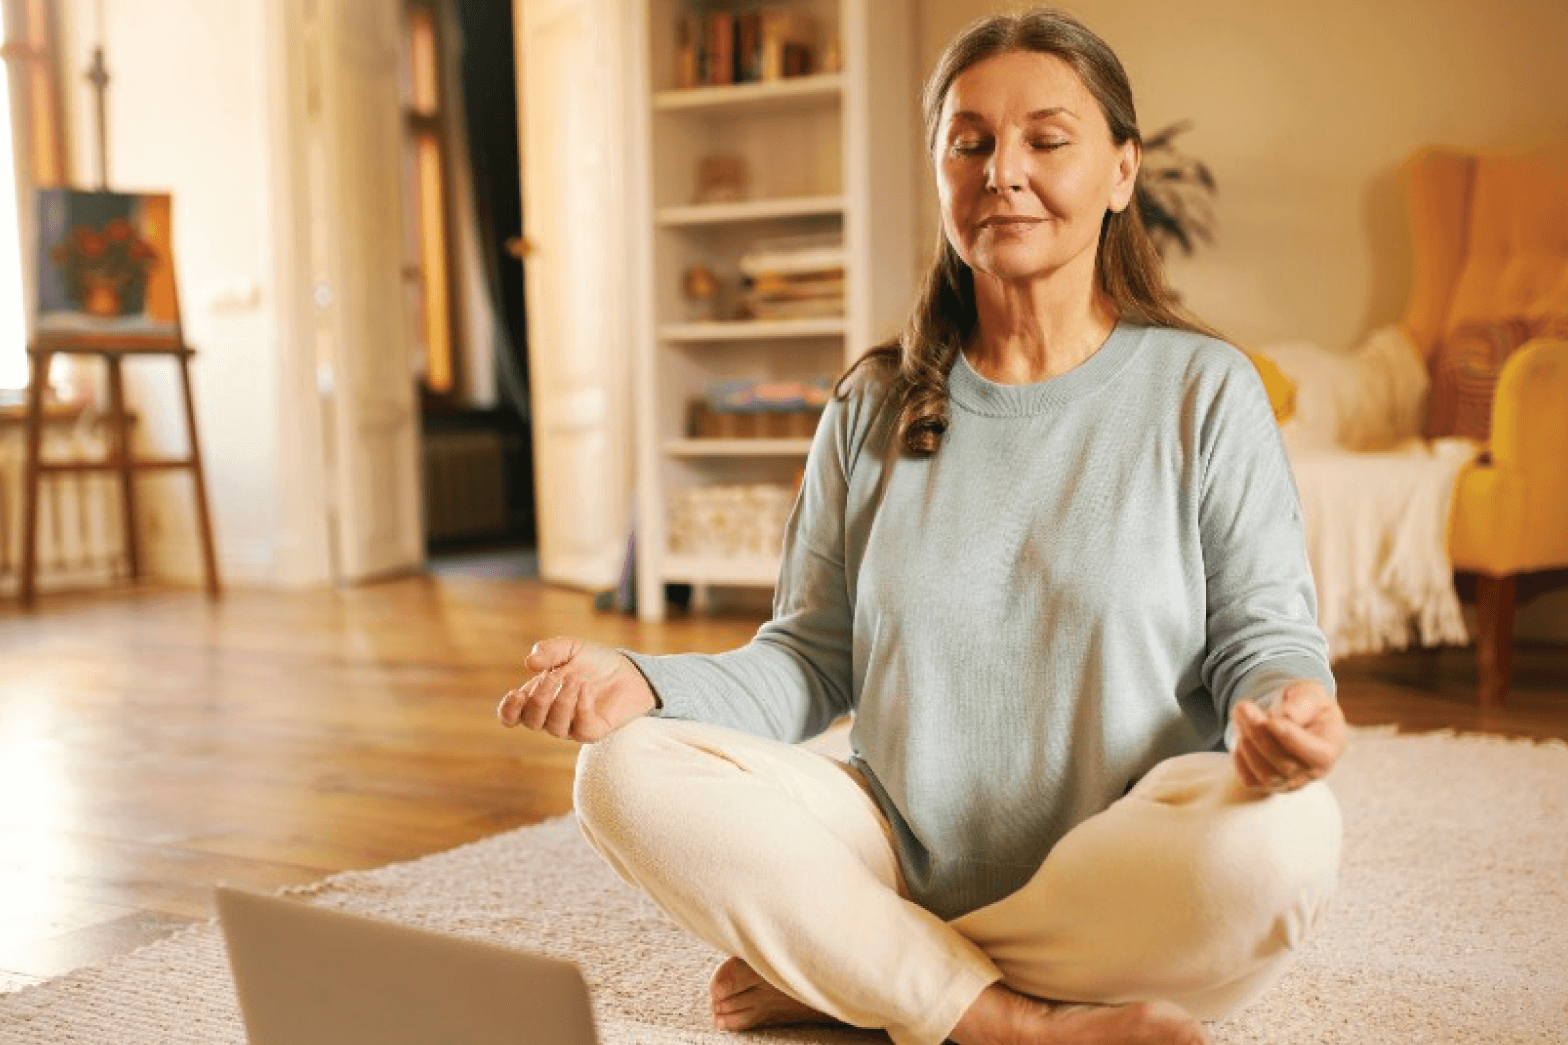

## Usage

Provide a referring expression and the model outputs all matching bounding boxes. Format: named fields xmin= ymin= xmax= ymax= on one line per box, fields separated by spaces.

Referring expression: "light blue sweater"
xmin=626 ymin=322 xmax=1333 ymax=920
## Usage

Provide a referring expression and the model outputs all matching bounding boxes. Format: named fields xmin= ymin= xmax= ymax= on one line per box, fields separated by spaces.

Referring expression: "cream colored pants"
xmin=574 ymin=718 xmax=1340 ymax=1045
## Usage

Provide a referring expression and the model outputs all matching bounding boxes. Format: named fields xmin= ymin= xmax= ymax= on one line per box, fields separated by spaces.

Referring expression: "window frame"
xmin=403 ymin=0 xmax=463 ymax=406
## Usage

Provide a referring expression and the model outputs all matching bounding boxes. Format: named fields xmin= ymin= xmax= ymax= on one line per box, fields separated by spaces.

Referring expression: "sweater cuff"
xmin=1222 ymin=656 xmax=1336 ymax=750
xmin=619 ymin=649 xmax=705 ymax=721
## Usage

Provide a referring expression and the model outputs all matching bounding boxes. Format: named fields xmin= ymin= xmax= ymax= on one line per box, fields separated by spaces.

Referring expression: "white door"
xmin=515 ymin=0 xmax=633 ymax=590
xmin=306 ymin=0 xmax=425 ymax=581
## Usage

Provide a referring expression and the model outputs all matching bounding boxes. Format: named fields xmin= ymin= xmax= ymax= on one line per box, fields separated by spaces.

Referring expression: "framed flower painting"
xmin=33 ymin=188 xmax=180 ymax=343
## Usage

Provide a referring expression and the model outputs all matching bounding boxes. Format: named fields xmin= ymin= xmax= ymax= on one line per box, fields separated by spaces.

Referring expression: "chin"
xmin=969 ymin=249 xmax=1057 ymax=284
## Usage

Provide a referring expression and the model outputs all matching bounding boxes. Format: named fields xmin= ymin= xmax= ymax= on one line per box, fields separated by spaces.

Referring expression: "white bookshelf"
xmin=629 ymin=0 xmax=917 ymax=622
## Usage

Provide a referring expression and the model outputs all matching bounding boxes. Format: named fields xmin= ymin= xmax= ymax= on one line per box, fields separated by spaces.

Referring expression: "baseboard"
xmin=145 ymin=533 xmax=276 ymax=587
xmin=0 ymin=565 xmax=119 ymax=597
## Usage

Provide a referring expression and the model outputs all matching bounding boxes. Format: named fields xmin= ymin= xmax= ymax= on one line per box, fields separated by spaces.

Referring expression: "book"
xmin=738 ymin=244 xmax=846 ymax=278
xmin=673 ymin=13 xmax=699 ymax=89
xmin=736 ymin=11 xmax=762 ymax=83
xmin=706 ymin=377 xmax=834 ymax=412
xmin=747 ymin=272 xmax=845 ymax=298
xmin=745 ymin=296 xmax=844 ymax=321
xmin=708 ymin=11 xmax=734 ymax=86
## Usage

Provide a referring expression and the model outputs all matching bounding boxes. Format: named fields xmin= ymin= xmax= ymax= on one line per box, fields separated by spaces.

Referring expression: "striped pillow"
xmin=1425 ymin=318 xmax=1537 ymax=442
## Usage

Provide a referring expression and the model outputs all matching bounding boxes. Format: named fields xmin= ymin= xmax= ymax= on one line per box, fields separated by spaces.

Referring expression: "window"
xmin=0 ymin=0 xmax=68 ymax=392
xmin=0 ymin=36 xmax=26 ymax=390
xmin=403 ymin=0 xmax=458 ymax=398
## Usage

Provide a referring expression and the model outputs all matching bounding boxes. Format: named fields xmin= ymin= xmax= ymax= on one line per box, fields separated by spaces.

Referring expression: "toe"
xmin=710 ymin=956 xmax=762 ymax=1000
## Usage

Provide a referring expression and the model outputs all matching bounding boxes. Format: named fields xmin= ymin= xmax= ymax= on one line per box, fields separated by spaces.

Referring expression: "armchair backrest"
xmin=1400 ymin=143 xmax=1568 ymax=360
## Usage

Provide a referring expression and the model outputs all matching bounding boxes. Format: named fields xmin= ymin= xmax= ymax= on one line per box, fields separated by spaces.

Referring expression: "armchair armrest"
xmin=1448 ymin=336 xmax=1568 ymax=574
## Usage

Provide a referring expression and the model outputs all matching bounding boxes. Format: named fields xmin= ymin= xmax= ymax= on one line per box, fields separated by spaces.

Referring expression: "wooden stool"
xmin=19 ymin=339 xmax=220 ymax=605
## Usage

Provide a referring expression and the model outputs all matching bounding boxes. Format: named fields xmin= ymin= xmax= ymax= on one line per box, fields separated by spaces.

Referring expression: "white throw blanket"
xmin=1266 ymin=327 xmax=1480 ymax=659
xmin=1287 ymin=439 xmax=1478 ymax=659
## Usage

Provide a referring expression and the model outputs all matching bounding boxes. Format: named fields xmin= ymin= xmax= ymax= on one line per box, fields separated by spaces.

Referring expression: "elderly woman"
xmin=498 ymin=9 xmax=1345 ymax=1045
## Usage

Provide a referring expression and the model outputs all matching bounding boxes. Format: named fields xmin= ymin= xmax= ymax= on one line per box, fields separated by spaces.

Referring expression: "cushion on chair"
xmin=1425 ymin=318 xmax=1537 ymax=443
xmin=1259 ymin=326 xmax=1429 ymax=453
xmin=1243 ymin=351 xmax=1297 ymax=424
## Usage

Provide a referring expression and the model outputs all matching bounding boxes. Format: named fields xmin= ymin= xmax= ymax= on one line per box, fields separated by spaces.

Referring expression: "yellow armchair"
xmin=1400 ymin=143 xmax=1568 ymax=706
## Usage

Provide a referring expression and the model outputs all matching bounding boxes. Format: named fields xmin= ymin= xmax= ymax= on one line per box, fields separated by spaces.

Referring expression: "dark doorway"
xmin=421 ymin=0 xmax=536 ymax=574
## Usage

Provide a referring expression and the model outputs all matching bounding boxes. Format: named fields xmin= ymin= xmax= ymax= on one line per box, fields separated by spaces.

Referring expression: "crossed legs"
xmin=574 ymin=718 xmax=1340 ymax=1045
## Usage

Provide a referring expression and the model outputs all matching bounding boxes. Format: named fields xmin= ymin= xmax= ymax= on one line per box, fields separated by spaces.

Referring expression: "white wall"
xmin=59 ymin=0 xmax=328 ymax=586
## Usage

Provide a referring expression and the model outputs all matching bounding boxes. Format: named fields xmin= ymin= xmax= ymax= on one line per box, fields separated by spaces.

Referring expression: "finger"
xmin=524 ymin=637 xmax=581 ymax=674
xmin=1264 ymin=713 xmax=1341 ymax=776
xmin=520 ymin=671 xmax=565 ymax=731
xmin=497 ymin=688 xmax=521 ymax=726
xmin=498 ymin=671 xmax=550 ymax=727
xmin=541 ymin=676 xmax=581 ymax=739
xmin=497 ymin=678 xmax=535 ymax=727
xmin=1239 ymin=705 xmax=1307 ymax=782
xmin=1231 ymin=729 xmax=1273 ymax=789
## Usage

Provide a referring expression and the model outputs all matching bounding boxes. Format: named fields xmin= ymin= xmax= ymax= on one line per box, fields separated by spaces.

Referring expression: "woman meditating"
xmin=497 ymin=9 xmax=1346 ymax=1045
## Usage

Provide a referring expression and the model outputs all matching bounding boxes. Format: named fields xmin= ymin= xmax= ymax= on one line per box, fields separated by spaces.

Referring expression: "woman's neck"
xmin=965 ymin=268 xmax=1118 ymax=385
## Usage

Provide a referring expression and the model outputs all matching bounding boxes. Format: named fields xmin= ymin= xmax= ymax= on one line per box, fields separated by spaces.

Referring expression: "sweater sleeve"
xmin=620 ymin=391 xmax=861 ymax=743
xmin=1197 ymin=352 xmax=1335 ymax=740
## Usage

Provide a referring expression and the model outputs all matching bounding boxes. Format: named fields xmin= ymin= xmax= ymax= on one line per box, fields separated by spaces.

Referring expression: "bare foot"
xmin=951 ymin=984 xmax=1207 ymax=1045
xmin=709 ymin=957 xmax=843 ymax=1032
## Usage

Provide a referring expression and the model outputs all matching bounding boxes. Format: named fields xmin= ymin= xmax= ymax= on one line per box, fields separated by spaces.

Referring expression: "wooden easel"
xmin=18 ymin=332 xmax=220 ymax=605
xmin=16 ymin=26 xmax=219 ymax=606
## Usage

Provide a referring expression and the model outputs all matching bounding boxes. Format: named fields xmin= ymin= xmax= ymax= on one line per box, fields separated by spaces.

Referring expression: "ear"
xmin=1107 ymin=139 xmax=1140 ymax=215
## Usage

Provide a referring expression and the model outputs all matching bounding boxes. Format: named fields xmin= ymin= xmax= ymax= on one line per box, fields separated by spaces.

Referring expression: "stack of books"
xmin=673 ymin=5 xmax=818 ymax=89
xmin=705 ymin=376 xmax=833 ymax=412
xmin=738 ymin=235 xmax=844 ymax=321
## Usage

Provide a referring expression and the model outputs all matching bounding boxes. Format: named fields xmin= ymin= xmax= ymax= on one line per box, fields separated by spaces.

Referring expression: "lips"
xmin=977 ymin=216 xmax=1044 ymax=229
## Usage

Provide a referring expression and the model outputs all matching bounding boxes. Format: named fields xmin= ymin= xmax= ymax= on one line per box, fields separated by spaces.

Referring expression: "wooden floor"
xmin=0 ymin=575 xmax=1564 ymax=993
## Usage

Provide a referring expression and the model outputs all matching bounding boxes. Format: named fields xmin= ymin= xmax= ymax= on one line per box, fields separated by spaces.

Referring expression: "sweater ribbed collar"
xmin=947 ymin=321 xmax=1145 ymax=417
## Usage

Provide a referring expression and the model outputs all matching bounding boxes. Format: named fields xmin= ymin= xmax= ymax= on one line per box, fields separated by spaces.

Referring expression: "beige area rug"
xmin=1 ymin=727 xmax=1565 ymax=1044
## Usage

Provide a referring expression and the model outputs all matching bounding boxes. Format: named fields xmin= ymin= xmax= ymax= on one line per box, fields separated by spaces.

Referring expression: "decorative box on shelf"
xmin=687 ymin=375 xmax=831 ymax=439
xmin=688 ymin=403 xmax=821 ymax=439
xmin=667 ymin=483 xmax=796 ymax=558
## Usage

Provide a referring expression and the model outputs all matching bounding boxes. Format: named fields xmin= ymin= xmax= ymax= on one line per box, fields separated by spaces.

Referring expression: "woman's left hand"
xmin=1230 ymin=680 xmax=1347 ymax=792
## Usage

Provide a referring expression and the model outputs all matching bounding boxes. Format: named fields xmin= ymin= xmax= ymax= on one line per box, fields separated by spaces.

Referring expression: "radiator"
xmin=0 ymin=420 xmax=124 ymax=595
xmin=422 ymin=427 xmax=509 ymax=543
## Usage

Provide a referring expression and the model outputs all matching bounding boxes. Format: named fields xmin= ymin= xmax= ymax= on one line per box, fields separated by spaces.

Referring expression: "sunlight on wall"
xmin=0 ymin=18 xmax=28 ymax=392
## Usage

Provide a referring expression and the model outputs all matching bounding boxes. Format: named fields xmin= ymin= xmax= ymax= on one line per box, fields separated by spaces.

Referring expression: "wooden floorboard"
xmin=0 ymin=575 xmax=1563 ymax=988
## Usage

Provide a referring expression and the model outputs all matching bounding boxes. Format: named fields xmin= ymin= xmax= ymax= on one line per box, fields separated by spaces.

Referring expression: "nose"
xmin=986 ymin=134 xmax=1025 ymax=195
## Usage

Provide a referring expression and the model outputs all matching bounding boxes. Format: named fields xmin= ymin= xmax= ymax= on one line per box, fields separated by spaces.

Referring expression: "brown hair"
xmin=838 ymin=8 xmax=1221 ymax=455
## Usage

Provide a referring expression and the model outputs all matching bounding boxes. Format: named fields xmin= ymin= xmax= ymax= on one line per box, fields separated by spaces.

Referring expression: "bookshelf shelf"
xmin=656 ymin=194 xmax=846 ymax=227
xmin=664 ymin=438 xmax=814 ymax=458
xmin=659 ymin=318 xmax=845 ymax=342
xmin=652 ymin=73 xmax=844 ymax=114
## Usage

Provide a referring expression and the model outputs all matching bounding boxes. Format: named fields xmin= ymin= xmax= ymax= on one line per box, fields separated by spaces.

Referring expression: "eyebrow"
xmin=948 ymin=107 xmax=1079 ymax=124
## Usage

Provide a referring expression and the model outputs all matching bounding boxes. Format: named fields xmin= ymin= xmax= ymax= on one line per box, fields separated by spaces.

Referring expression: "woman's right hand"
xmin=496 ymin=637 xmax=658 ymax=743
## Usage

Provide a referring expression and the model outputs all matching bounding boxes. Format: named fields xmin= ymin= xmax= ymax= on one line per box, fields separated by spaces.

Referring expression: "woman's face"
xmin=934 ymin=50 xmax=1138 ymax=287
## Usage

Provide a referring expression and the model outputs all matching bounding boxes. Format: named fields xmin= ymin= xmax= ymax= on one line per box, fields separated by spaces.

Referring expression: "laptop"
xmin=216 ymin=886 xmax=599 ymax=1045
